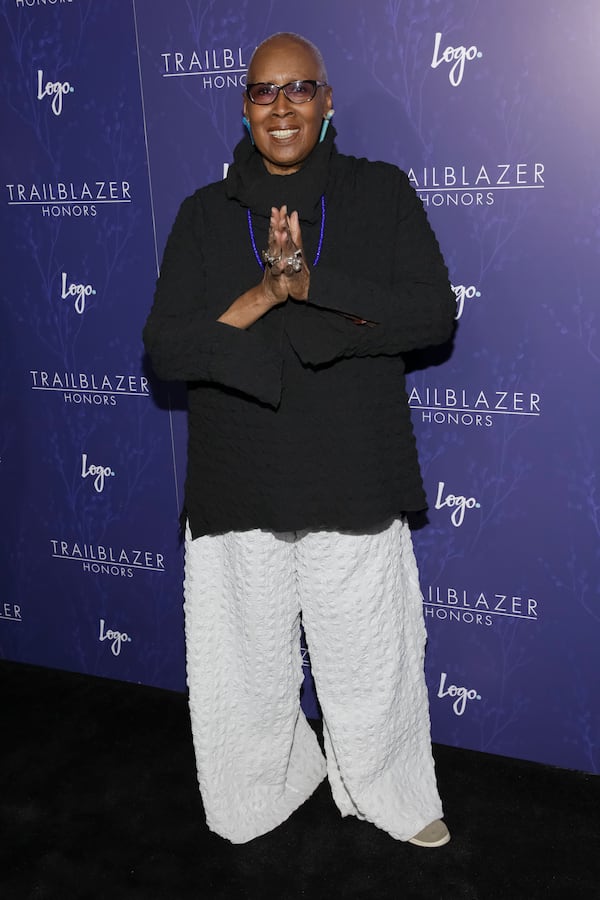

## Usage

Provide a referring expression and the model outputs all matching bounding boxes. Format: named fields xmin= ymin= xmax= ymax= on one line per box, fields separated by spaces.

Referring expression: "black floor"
xmin=1 ymin=659 xmax=598 ymax=900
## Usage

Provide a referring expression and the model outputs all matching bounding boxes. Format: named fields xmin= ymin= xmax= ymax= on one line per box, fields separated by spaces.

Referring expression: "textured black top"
xmin=143 ymin=129 xmax=456 ymax=538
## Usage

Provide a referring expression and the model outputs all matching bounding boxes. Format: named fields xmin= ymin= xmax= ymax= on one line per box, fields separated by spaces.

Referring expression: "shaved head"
xmin=248 ymin=32 xmax=328 ymax=82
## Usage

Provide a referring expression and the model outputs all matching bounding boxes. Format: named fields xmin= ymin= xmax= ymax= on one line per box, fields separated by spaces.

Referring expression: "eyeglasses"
xmin=245 ymin=80 xmax=328 ymax=105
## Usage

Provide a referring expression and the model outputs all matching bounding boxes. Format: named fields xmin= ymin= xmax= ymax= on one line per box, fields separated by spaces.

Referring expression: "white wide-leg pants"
xmin=183 ymin=517 xmax=443 ymax=844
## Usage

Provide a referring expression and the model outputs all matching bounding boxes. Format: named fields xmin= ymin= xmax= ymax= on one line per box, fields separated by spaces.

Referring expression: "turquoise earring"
xmin=242 ymin=115 xmax=254 ymax=145
xmin=319 ymin=110 xmax=335 ymax=143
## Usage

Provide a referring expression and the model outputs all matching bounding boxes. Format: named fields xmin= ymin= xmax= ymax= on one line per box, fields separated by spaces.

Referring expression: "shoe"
xmin=408 ymin=819 xmax=450 ymax=847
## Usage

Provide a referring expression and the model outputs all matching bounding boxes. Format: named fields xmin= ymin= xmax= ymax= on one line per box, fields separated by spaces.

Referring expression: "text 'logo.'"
xmin=61 ymin=273 xmax=96 ymax=314
xmin=437 ymin=672 xmax=482 ymax=716
xmin=431 ymin=33 xmax=482 ymax=86
xmin=451 ymin=283 xmax=481 ymax=320
xmin=99 ymin=618 xmax=131 ymax=656
xmin=37 ymin=70 xmax=74 ymax=116
xmin=435 ymin=481 xmax=481 ymax=527
xmin=81 ymin=454 xmax=115 ymax=493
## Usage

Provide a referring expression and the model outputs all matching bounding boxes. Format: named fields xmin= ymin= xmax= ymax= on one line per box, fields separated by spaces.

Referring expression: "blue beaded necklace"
xmin=247 ymin=195 xmax=326 ymax=270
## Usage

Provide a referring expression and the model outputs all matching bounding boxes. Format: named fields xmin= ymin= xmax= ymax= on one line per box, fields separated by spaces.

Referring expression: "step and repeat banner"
xmin=1 ymin=0 xmax=598 ymax=775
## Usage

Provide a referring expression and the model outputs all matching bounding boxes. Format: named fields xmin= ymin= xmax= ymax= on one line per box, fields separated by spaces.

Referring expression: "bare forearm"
xmin=217 ymin=284 xmax=279 ymax=329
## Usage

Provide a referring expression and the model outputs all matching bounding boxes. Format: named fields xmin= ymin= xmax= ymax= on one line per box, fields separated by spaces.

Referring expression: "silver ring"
xmin=286 ymin=249 xmax=303 ymax=273
xmin=262 ymin=250 xmax=282 ymax=267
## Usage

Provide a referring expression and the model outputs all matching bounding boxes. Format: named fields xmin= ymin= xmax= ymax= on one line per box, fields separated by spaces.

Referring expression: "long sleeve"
xmin=160 ymin=151 xmax=440 ymax=537
xmin=143 ymin=193 xmax=283 ymax=407
xmin=285 ymin=167 xmax=456 ymax=366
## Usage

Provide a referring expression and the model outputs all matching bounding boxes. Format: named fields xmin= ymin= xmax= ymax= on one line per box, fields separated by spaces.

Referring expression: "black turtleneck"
xmin=144 ymin=132 xmax=456 ymax=538
xmin=225 ymin=124 xmax=336 ymax=223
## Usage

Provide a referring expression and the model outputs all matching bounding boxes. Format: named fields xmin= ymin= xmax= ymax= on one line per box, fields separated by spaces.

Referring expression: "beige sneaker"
xmin=408 ymin=819 xmax=451 ymax=847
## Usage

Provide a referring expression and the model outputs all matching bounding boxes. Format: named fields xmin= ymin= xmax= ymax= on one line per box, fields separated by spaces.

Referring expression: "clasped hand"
xmin=262 ymin=205 xmax=310 ymax=305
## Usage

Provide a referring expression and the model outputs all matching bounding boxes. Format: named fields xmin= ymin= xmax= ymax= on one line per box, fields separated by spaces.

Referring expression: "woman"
xmin=143 ymin=32 xmax=456 ymax=847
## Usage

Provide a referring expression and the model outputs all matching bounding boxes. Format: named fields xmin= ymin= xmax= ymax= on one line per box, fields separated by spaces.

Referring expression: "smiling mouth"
xmin=269 ymin=128 xmax=300 ymax=140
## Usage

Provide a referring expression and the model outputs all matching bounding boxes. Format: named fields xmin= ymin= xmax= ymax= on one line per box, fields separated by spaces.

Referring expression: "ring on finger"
xmin=286 ymin=249 xmax=303 ymax=273
xmin=262 ymin=250 xmax=282 ymax=267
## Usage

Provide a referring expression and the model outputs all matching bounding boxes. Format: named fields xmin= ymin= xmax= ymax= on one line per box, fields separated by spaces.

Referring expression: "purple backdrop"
xmin=1 ymin=0 xmax=598 ymax=775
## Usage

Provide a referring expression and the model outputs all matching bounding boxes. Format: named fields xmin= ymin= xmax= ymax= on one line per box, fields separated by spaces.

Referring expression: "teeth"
xmin=270 ymin=129 xmax=299 ymax=138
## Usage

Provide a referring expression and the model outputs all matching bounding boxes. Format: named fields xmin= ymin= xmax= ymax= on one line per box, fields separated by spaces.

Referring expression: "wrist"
xmin=288 ymin=273 xmax=310 ymax=302
xmin=260 ymin=277 xmax=287 ymax=309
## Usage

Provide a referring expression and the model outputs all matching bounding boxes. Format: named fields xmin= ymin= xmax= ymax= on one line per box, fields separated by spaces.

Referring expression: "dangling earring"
xmin=319 ymin=109 xmax=335 ymax=143
xmin=242 ymin=115 xmax=254 ymax=145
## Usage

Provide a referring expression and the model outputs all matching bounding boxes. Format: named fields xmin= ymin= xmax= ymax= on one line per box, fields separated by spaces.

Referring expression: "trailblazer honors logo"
xmin=5 ymin=181 xmax=131 ymax=218
xmin=451 ymin=283 xmax=481 ymax=320
xmin=81 ymin=454 xmax=115 ymax=493
xmin=61 ymin=272 xmax=96 ymax=315
xmin=30 ymin=370 xmax=149 ymax=406
xmin=409 ymin=162 xmax=545 ymax=208
xmin=99 ymin=618 xmax=131 ymax=657
xmin=37 ymin=69 xmax=74 ymax=116
xmin=437 ymin=672 xmax=482 ymax=716
xmin=0 ymin=603 xmax=22 ymax=623
xmin=51 ymin=540 xmax=165 ymax=579
xmin=16 ymin=0 xmax=74 ymax=7
xmin=434 ymin=481 xmax=481 ymax=528
xmin=424 ymin=586 xmax=539 ymax=628
xmin=430 ymin=32 xmax=483 ymax=86
xmin=161 ymin=47 xmax=248 ymax=90
xmin=408 ymin=386 xmax=541 ymax=429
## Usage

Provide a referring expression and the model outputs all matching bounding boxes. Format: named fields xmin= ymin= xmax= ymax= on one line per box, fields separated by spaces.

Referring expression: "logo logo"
xmin=99 ymin=618 xmax=131 ymax=656
xmin=81 ymin=454 xmax=115 ymax=493
xmin=435 ymin=481 xmax=481 ymax=527
xmin=51 ymin=540 xmax=165 ymax=578
xmin=452 ymin=283 xmax=481 ymax=320
xmin=37 ymin=69 xmax=74 ymax=116
xmin=437 ymin=672 xmax=482 ymax=716
xmin=161 ymin=47 xmax=248 ymax=90
xmin=430 ymin=32 xmax=482 ymax=86
xmin=1 ymin=603 xmax=22 ymax=623
xmin=408 ymin=386 xmax=541 ymax=428
xmin=61 ymin=272 xmax=96 ymax=315
xmin=424 ymin=586 xmax=539 ymax=627
xmin=30 ymin=370 xmax=149 ymax=406
xmin=409 ymin=162 xmax=545 ymax=208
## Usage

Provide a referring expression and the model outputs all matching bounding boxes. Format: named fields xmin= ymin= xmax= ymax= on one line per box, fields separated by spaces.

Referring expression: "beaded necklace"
xmin=247 ymin=195 xmax=326 ymax=270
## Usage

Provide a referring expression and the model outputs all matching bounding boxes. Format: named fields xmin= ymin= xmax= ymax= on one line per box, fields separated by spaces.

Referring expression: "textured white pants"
xmin=183 ymin=517 xmax=443 ymax=844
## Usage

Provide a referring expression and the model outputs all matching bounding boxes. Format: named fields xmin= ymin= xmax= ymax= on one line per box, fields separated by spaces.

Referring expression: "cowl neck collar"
xmin=225 ymin=124 xmax=336 ymax=223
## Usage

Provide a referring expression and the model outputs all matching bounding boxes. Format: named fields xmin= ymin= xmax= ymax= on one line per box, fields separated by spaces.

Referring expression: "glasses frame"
xmin=245 ymin=79 xmax=329 ymax=105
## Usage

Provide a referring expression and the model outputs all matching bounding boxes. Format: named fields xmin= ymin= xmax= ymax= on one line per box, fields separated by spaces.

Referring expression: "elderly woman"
xmin=143 ymin=32 xmax=456 ymax=847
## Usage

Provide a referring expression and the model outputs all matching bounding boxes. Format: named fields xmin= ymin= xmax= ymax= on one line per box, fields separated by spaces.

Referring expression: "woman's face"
xmin=243 ymin=39 xmax=333 ymax=176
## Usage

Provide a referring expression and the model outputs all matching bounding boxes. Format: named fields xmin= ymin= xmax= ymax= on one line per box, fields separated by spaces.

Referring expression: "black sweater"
xmin=143 ymin=131 xmax=456 ymax=538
